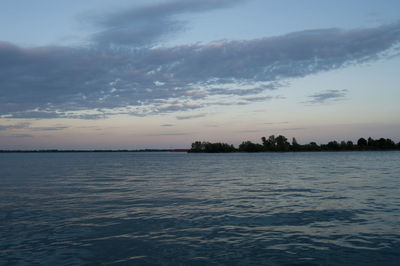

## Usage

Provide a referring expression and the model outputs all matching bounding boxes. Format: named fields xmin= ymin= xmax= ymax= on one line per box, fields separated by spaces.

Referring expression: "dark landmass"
xmin=169 ymin=149 xmax=190 ymax=152
xmin=189 ymin=135 xmax=400 ymax=153
xmin=2 ymin=136 xmax=398 ymax=153
xmin=0 ymin=149 xmax=170 ymax=153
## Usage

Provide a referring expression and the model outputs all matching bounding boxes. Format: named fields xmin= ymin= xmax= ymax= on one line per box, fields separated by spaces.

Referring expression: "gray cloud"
xmin=306 ymin=89 xmax=348 ymax=104
xmin=0 ymin=122 xmax=30 ymax=131
xmin=6 ymin=134 xmax=34 ymax=138
xmin=1 ymin=14 xmax=400 ymax=119
xmin=176 ymin=114 xmax=206 ymax=120
xmin=264 ymin=122 xmax=289 ymax=125
xmin=148 ymin=132 xmax=189 ymax=136
xmin=161 ymin=124 xmax=174 ymax=127
xmin=0 ymin=122 xmax=68 ymax=132
xmin=90 ymin=0 xmax=243 ymax=47
xmin=243 ymin=96 xmax=274 ymax=102
xmin=30 ymin=126 xmax=69 ymax=131
xmin=282 ymin=127 xmax=307 ymax=131
xmin=237 ymin=129 xmax=267 ymax=133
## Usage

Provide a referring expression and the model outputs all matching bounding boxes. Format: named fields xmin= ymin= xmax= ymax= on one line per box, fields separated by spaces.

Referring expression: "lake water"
xmin=1 ymin=151 xmax=399 ymax=265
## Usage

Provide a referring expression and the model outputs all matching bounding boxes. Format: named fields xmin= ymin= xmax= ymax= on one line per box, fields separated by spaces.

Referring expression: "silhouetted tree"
xmin=346 ymin=141 xmax=354 ymax=150
xmin=276 ymin=135 xmax=290 ymax=151
xmin=304 ymin=142 xmax=320 ymax=151
xmin=326 ymin=141 xmax=340 ymax=151
xmin=377 ymin=138 xmax=387 ymax=148
xmin=340 ymin=141 xmax=347 ymax=150
xmin=189 ymin=135 xmax=399 ymax=153
xmin=239 ymin=141 xmax=263 ymax=152
xmin=262 ymin=135 xmax=277 ymax=151
xmin=357 ymin=138 xmax=367 ymax=148
xmin=190 ymin=141 xmax=203 ymax=152
xmin=375 ymin=138 xmax=396 ymax=149
xmin=189 ymin=141 xmax=236 ymax=153
xmin=367 ymin=137 xmax=375 ymax=147
xmin=291 ymin=137 xmax=302 ymax=151
xmin=385 ymin=138 xmax=396 ymax=149
xmin=261 ymin=136 xmax=267 ymax=148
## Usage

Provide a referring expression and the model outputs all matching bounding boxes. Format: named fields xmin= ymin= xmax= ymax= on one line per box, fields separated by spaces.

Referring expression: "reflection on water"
xmin=1 ymin=152 xmax=400 ymax=265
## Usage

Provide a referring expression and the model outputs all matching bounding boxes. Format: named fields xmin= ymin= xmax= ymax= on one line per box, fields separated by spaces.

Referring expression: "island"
xmin=188 ymin=135 xmax=400 ymax=153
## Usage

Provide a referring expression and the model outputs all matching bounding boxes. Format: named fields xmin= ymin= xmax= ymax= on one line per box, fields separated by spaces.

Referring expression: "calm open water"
xmin=1 ymin=151 xmax=399 ymax=265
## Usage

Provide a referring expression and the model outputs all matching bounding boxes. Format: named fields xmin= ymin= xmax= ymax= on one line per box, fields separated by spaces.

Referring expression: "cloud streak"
xmin=6 ymin=134 xmax=34 ymax=138
xmin=0 ymin=122 xmax=68 ymax=132
xmin=148 ymin=132 xmax=190 ymax=136
xmin=306 ymin=89 xmax=348 ymax=104
xmin=30 ymin=126 xmax=69 ymax=131
xmin=176 ymin=114 xmax=207 ymax=120
xmin=1 ymin=1 xmax=400 ymax=119
xmin=0 ymin=122 xmax=30 ymax=131
xmin=90 ymin=0 xmax=243 ymax=47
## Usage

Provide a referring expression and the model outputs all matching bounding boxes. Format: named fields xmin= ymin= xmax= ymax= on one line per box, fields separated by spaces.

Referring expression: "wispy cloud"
xmin=264 ymin=122 xmax=289 ymax=125
xmin=7 ymin=134 xmax=34 ymax=138
xmin=306 ymin=89 xmax=348 ymax=104
xmin=89 ymin=0 xmax=244 ymax=47
xmin=243 ymin=96 xmax=274 ymax=102
xmin=0 ymin=122 xmax=68 ymax=132
xmin=30 ymin=126 xmax=69 ymax=131
xmin=148 ymin=132 xmax=189 ymax=136
xmin=0 ymin=1 xmax=399 ymax=119
xmin=160 ymin=124 xmax=174 ymax=127
xmin=176 ymin=114 xmax=206 ymax=120
xmin=0 ymin=122 xmax=30 ymax=131
xmin=237 ymin=129 xmax=267 ymax=133
xmin=282 ymin=127 xmax=307 ymax=131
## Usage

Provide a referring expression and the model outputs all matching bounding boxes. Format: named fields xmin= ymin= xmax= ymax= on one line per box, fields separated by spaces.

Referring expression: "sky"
xmin=1 ymin=0 xmax=400 ymax=149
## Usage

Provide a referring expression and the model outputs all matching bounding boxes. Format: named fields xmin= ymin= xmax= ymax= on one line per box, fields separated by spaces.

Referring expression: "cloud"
xmin=306 ymin=89 xmax=348 ymax=104
xmin=6 ymin=134 xmax=34 ymax=138
xmin=176 ymin=114 xmax=206 ymax=120
xmin=161 ymin=124 xmax=174 ymax=127
xmin=148 ymin=132 xmax=189 ymax=136
xmin=30 ymin=126 xmax=69 ymax=131
xmin=0 ymin=122 xmax=30 ymax=131
xmin=237 ymin=129 xmax=267 ymax=133
xmin=0 ymin=122 xmax=68 ymax=132
xmin=264 ymin=122 xmax=289 ymax=125
xmin=282 ymin=127 xmax=307 ymax=131
xmin=90 ymin=0 xmax=243 ymax=47
xmin=1 ymin=12 xmax=400 ymax=119
xmin=243 ymin=96 xmax=274 ymax=102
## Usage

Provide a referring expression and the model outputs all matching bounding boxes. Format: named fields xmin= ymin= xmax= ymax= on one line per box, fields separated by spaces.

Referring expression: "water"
xmin=1 ymin=151 xmax=399 ymax=265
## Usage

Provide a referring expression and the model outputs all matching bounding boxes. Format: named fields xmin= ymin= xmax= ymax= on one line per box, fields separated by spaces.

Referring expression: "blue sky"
xmin=1 ymin=0 xmax=400 ymax=149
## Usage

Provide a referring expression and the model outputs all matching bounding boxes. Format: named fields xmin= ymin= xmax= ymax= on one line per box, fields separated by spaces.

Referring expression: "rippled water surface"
xmin=1 ymin=151 xmax=400 ymax=265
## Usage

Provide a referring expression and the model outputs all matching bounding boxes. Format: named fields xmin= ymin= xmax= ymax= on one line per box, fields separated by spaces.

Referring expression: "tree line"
xmin=188 ymin=135 xmax=400 ymax=153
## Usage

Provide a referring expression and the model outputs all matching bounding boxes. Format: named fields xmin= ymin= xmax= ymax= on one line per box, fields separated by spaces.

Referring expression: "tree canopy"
xmin=188 ymin=135 xmax=400 ymax=153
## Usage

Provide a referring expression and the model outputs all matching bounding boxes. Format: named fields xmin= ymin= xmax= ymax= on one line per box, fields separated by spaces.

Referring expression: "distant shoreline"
xmin=0 ymin=149 xmax=178 ymax=153
xmin=189 ymin=135 xmax=400 ymax=153
xmin=1 ymin=135 xmax=399 ymax=153
xmin=1 ymin=149 xmax=399 ymax=154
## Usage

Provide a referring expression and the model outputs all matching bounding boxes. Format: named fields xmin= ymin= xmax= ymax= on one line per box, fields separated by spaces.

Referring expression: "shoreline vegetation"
xmin=189 ymin=135 xmax=400 ymax=153
xmin=0 ymin=149 xmax=171 ymax=153
xmin=1 ymin=136 xmax=399 ymax=153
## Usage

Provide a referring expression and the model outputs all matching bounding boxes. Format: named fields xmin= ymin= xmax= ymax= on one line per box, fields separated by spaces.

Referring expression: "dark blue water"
xmin=1 ymin=152 xmax=399 ymax=265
